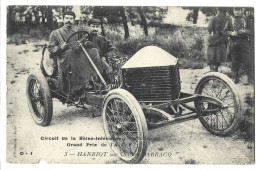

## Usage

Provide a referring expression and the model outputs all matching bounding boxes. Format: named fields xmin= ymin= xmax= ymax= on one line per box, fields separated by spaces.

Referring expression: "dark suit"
xmin=48 ymin=26 xmax=78 ymax=94
xmin=207 ymin=13 xmax=227 ymax=69
xmin=89 ymin=34 xmax=117 ymax=61
xmin=225 ymin=16 xmax=253 ymax=83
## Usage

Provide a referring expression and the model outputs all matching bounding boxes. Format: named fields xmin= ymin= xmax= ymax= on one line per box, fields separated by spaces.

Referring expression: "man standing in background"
xmin=224 ymin=7 xmax=253 ymax=84
xmin=245 ymin=8 xmax=254 ymax=84
xmin=206 ymin=7 xmax=227 ymax=72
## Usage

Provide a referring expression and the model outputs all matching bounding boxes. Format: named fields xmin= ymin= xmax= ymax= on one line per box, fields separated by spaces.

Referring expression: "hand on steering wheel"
xmin=65 ymin=30 xmax=91 ymax=49
xmin=84 ymin=41 xmax=95 ymax=49
xmin=61 ymin=43 xmax=70 ymax=50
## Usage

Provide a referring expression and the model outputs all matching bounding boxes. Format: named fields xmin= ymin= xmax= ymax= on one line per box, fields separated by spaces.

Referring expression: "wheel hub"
xmin=116 ymin=124 xmax=123 ymax=133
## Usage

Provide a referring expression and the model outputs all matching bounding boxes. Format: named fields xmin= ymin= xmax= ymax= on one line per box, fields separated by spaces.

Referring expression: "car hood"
xmin=122 ymin=46 xmax=178 ymax=69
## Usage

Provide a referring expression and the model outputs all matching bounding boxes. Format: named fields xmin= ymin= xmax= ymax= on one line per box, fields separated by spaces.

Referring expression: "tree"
xmin=143 ymin=6 xmax=168 ymax=26
xmin=127 ymin=6 xmax=168 ymax=35
xmin=183 ymin=7 xmax=218 ymax=24
xmin=120 ymin=7 xmax=130 ymax=39
xmin=92 ymin=6 xmax=130 ymax=39
xmin=137 ymin=7 xmax=148 ymax=36
xmin=200 ymin=7 xmax=217 ymax=17
xmin=92 ymin=6 xmax=110 ymax=36
xmin=7 ymin=6 xmax=16 ymax=35
xmin=192 ymin=7 xmax=199 ymax=24
xmin=7 ymin=5 xmax=31 ymax=34
xmin=47 ymin=6 xmax=53 ymax=29
xmin=183 ymin=7 xmax=200 ymax=24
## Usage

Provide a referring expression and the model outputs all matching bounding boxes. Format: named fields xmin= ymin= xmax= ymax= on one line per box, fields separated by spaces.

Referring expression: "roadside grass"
xmin=220 ymin=68 xmax=255 ymax=142
xmin=107 ymin=25 xmax=207 ymax=69
xmin=179 ymin=58 xmax=205 ymax=69
xmin=238 ymin=108 xmax=255 ymax=142
xmin=237 ymin=91 xmax=255 ymax=142
xmin=7 ymin=25 xmax=51 ymax=45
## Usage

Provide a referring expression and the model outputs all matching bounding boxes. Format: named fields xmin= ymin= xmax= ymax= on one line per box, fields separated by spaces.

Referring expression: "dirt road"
xmin=6 ymin=42 xmax=254 ymax=164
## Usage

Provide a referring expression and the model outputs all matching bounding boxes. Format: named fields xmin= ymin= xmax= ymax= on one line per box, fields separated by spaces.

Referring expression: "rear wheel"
xmin=195 ymin=72 xmax=242 ymax=136
xmin=26 ymin=72 xmax=53 ymax=126
xmin=102 ymin=89 xmax=148 ymax=163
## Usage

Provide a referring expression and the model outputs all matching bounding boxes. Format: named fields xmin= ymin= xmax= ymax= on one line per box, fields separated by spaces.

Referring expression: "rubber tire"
xmin=102 ymin=89 xmax=148 ymax=163
xmin=26 ymin=72 xmax=53 ymax=126
xmin=194 ymin=72 xmax=242 ymax=136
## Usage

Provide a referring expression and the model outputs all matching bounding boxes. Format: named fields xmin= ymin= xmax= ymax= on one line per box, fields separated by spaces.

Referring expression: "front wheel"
xmin=26 ymin=72 xmax=53 ymax=126
xmin=195 ymin=72 xmax=242 ymax=136
xmin=102 ymin=89 xmax=148 ymax=163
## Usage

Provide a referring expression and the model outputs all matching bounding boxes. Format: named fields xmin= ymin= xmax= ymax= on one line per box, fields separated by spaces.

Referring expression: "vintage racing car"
xmin=26 ymin=31 xmax=242 ymax=163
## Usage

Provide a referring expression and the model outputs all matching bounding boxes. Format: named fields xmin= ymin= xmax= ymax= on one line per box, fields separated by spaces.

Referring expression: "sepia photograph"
xmin=3 ymin=0 xmax=256 ymax=165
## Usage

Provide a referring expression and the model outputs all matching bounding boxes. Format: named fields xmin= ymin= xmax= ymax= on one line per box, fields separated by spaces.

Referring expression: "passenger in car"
xmin=87 ymin=18 xmax=118 ymax=63
xmin=85 ymin=18 xmax=118 ymax=86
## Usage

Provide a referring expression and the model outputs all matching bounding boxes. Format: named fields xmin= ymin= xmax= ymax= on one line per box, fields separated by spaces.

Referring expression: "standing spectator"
xmin=206 ymin=7 xmax=227 ymax=72
xmin=245 ymin=7 xmax=254 ymax=84
xmin=224 ymin=7 xmax=253 ymax=84
xmin=225 ymin=8 xmax=233 ymax=60
xmin=245 ymin=8 xmax=254 ymax=48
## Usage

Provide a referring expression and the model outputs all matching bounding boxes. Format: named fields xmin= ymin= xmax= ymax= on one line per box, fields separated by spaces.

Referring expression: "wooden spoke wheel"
xmin=102 ymin=89 xmax=148 ymax=163
xmin=26 ymin=72 xmax=53 ymax=126
xmin=195 ymin=72 xmax=242 ymax=136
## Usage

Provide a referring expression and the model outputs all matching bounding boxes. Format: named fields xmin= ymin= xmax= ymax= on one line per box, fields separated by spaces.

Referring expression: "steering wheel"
xmin=65 ymin=30 xmax=91 ymax=46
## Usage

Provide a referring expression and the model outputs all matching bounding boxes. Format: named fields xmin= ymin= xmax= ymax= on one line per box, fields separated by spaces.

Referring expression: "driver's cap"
xmin=88 ymin=18 xmax=101 ymax=25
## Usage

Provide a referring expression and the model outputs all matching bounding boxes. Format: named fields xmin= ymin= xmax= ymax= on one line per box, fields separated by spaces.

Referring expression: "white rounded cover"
xmin=122 ymin=46 xmax=178 ymax=68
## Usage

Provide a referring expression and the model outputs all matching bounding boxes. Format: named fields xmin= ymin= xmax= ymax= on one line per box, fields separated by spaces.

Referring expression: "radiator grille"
xmin=122 ymin=65 xmax=181 ymax=101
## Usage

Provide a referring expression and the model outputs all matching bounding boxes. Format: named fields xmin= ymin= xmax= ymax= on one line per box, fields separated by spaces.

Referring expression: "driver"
xmin=48 ymin=11 xmax=78 ymax=93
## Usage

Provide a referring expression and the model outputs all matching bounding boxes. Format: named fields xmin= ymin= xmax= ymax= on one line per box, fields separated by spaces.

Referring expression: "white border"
xmin=1 ymin=0 xmax=259 ymax=170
